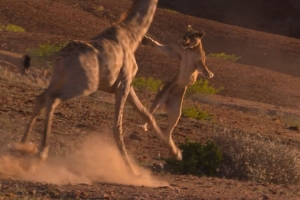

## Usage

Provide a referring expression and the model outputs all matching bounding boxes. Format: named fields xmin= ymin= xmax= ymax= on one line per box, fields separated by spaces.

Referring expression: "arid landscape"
xmin=0 ymin=0 xmax=300 ymax=199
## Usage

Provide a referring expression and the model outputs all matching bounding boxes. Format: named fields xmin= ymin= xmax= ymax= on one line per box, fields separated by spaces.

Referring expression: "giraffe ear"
xmin=187 ymin=25 xmax=193 ymax=31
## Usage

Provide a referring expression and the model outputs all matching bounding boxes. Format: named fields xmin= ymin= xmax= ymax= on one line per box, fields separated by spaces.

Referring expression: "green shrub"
xmin=132 ymin=77 xmax=162 ymax=92
xmin=0 ymin=24 xmax=25 ymax=32
xmin=26 ymin=42 xmax=66 ymax=57
xmin=165 ymin=9 xmax=177 ymax=13
xmin=186 ymin=79 xmax=222 ymax=97
xmin=96 ymin=6 xmax=104 ymax=12
xmin=181 ymin=105 xmax=213 ymax=120
xmin=165 ymin=140 xmax=222 ymax=176
xmin=93 ymin=5 xmax=104 ymax=12
xmin=208 ymin=52 xmax=241 ymax=62
xmin=25 ymin=42 xmax=67 ymax=69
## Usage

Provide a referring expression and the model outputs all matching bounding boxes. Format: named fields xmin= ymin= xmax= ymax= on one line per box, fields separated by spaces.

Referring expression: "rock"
xmin=103 ymin=193 xmax=109 ymax=199
xmin=132 ymin=196 xmax=144 ymax=200
xmin=80 ymin=191 xmax=88 ymax=198
xmin=273 ymin=117 xmax=282 ymax=124
xmin=174 ymin=188 xmax=181 ymax=193
xmin=49 ymin=190 xmax=60 ymax=198
xmin=260 ymin=194 xmax=269 ymax=200
xmin=152 ymin=162 xmax=164 ymax=172
xmin=6 ymin=193 xmax=17 ymax=198
xmin=29 ymin=189 xmax=36 ymax=195
xmin=129 ymin=132 xmax=142 ymax=141
xmin=288 ymin=126 xmax=300 ymax=132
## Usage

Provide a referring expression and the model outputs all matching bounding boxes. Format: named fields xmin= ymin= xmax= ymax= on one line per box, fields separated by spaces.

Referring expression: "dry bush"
xmin=0 ymin=65 xmax=49 ymax=88
xmin=213 ymin=129 xmax=300 ymax=185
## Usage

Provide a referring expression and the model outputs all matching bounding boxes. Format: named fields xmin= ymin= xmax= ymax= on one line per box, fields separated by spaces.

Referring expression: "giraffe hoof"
xmin=38 ymin=147 xmax=49 ymax=161
xmin=133 ymin=171 xmax=145 ymax=178
xmin=177 ymin=150 xmax=182 ymax=161
xmin=172 ymin=149 xmax=182 ymax=161
xmin=39 ymin=152 xmax=48 ymax=161
xmin=128 ymin=167 xmax=142 ymax=177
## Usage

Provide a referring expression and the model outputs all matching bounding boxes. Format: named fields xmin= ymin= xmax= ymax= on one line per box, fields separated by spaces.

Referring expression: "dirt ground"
xmin=0 ymin=0 xmax=300 ymax=199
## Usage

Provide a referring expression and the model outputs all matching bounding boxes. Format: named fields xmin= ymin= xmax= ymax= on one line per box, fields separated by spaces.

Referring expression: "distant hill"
xmin=159 ymin=0 xmax=300 ymax=39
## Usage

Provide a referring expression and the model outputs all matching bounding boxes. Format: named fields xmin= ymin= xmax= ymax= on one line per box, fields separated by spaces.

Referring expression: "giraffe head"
xmin=181 ymin=25 xmax=205 ymax=49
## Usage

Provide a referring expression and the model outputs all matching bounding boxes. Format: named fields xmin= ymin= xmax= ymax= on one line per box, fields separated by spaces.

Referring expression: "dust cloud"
xmin=0 ymin=133 xmax=168 ymax=187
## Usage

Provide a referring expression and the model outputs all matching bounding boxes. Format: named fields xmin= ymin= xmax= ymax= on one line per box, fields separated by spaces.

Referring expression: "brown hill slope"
xmin=1 ymin=0 xmax=300 ymax=76
xmin=159 ymin=0 xmax=300 ymax=39
xmin=1 ymin=0 xmax=300 ymax=110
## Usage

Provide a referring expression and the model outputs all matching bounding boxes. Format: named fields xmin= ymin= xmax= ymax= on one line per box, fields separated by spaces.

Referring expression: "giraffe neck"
xmin=121 ymin=0 xmax=158 ymax=50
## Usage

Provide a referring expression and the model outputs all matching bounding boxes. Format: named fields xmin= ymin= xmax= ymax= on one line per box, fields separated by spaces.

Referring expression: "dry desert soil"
xmin=0 ymin=0 xmax=300 ymax=199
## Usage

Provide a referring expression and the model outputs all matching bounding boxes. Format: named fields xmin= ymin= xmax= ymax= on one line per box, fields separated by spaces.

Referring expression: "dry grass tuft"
xmin=213 ymin=129 xmax=300 ymax=185
xmin=0 ymin=65 xmax=49 ymax=88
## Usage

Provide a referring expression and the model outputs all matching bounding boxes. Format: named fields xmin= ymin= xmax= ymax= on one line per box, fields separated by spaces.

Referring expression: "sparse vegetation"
xmin=97 ymin=6 xmax=104 ymax=12
xmin=93 ymin=5 xmax=104 ymax=12
xmin=186 ymin=79 xmax=222 ymax=97
xmin=25 ymin=42 xmax=67 ymax=69
xmin=165 ymin=140 xmax=222 ymax=176
xmin=0 ymin=65 xmax=49 ymax=88
xmin=214 ymin=130 xmax=300 ymax=185
xmin=132 ymin=76 xmax=162 ymax=92
xmin=26 ymin=42 xmax=66 ymax=57
xmin=208 ymin=52 xmax=241 ymax=62
xmin=0 ymin=24 xmax=25 ymax=32
xmin=165 ymin=9 xmax=177 ymax=13
xmin=282 ymin=115 xmax=300 ymax=128
xmin=132 ymin=77 xmax=221 ymax=97
xmin=181 ymin=105 xmax=213 ymax=121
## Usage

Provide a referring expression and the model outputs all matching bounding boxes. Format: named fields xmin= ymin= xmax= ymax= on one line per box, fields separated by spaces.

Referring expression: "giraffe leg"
xmin=113 ymin=81 xmax=136 ymax=173
xmin=140 ymin=81 xmax=173 ymax=131
xmin=21 ymin=91 xmax=46 ymax=143
xmin=37 ymin=77 xmax=99 ymax=160
xmin=127 ymin=86 xmax=182 ymax=160
xmin=38 ymin=86 xmax=98 ymax=159
xmin=164 ymin=86 xmax=187 ymax=159
xmin=39 ymin=95 xmax=61 ymax=160
xmin=139 ymin=89 xmax=163 ymax=132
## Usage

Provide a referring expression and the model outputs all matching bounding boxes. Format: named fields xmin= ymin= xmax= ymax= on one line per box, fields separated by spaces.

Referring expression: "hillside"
xmin=0 ymin=0 xmax=300 ymax=199
xmin=159 ymin=0 xmax=300 ymax=39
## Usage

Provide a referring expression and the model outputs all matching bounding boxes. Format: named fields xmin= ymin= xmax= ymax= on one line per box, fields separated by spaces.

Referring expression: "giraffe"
xmin=20 ymin=0 xmax=182 ymax=174
xmin=139 ymin=25 xmax=214 ymax=148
